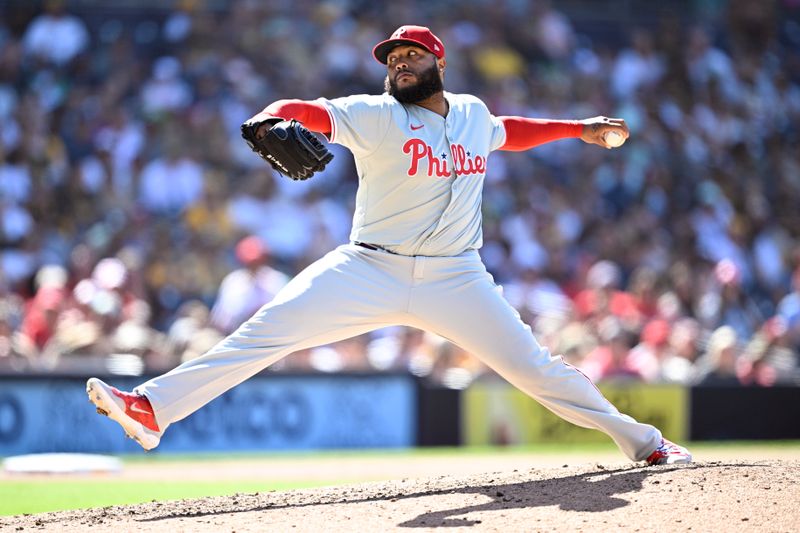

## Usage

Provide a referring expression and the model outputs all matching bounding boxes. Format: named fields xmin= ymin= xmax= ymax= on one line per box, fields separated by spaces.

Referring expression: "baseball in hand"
xmin=604 ymin=130 xmax=625 ymax=148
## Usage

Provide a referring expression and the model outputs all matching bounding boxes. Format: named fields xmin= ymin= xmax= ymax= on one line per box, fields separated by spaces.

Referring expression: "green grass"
xmin=118 ymin=442 xmax=622 ymax=463
xmin=2 ymin=441 xmax=798 ymax=516
xmin=115 ymin=439 xmax=800 ymax=464
xmin=0 ymin=479 xmax=333 ymax=516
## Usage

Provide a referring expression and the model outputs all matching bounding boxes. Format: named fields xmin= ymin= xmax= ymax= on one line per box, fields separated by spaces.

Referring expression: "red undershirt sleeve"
xmin=258 ymin=99 xmax=332 ymax=136
xmin=498 ymin=116 xmax=584 ymax=151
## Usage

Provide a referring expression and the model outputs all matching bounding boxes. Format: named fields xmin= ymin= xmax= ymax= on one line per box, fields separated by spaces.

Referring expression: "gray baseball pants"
xmin=136 ymin=244 xmax=662 ymax=460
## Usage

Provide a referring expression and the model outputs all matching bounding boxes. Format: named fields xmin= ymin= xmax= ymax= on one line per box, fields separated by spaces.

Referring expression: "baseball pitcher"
xmin=88 ymin=25 xmax=691 ymax=466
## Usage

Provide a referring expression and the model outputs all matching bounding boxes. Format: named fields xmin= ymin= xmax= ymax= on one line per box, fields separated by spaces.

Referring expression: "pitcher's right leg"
xmin=88 ymin=245 xmax=411 ymax=448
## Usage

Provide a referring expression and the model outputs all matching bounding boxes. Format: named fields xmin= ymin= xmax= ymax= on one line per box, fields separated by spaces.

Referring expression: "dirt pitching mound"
xmin=3 ymin=460 xmax=797 ymax=532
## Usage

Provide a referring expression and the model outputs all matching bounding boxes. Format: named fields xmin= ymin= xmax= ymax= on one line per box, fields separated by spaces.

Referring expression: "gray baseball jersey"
xmin=318 ymin=92 xmax=505 ymax=256
xmin=129 ymin=91 xmax=662 ymax=461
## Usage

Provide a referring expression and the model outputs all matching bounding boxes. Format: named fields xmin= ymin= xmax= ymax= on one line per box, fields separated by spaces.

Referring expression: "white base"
xmin=3 ymin=453 xmax=122 ymax=474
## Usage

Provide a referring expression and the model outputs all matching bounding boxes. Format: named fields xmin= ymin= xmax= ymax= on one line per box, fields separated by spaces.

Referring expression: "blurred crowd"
xmin=1 ymin=0 xmax=799 ymax=387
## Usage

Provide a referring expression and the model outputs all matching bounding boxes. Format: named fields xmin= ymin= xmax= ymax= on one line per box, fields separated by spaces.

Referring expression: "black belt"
xmin=354 ymin=241 xmax=398 ymax=254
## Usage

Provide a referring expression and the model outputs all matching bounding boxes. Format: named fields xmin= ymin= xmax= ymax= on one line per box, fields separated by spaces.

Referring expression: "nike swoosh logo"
xmin=130 ymin=401 xmax=152 ymax=415
xmin=410 ymin=124 xmax=424 ymax=131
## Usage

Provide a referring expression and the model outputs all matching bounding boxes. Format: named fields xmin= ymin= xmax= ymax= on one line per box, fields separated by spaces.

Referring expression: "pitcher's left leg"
xmin=409 ymin=254 xmax=662 ymax=461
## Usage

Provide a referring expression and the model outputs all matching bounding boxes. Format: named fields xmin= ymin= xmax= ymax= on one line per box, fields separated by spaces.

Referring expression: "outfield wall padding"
xmin=689 ymin=386 xmax=800 ymax=440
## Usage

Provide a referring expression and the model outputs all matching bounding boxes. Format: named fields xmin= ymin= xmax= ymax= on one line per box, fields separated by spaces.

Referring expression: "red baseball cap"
xmin=372 ymin=25 xmax=445 ymax=64
xmin=235 ymin=235 xmax=268 ymax=264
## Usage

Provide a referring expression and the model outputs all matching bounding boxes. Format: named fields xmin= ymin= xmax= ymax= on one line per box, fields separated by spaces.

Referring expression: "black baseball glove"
xmin=241 ymin=117 xmax=333 ymax=181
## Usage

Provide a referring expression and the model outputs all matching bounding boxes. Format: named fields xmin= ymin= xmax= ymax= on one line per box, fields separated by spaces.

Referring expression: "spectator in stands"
xmin=19 ymin=286 xmax=64 ymax=356
xmin=710 ymin=259 xmax=765 ymax=339
xmin=0 ymin=299 xmax=18 ymax=366
xmin=660 ymin=317 xmax=702 ymax=384
xmin=776 ymin=267 xmax=800 ymax=347
xmin=163 ymin=299 xmax=219 ymax=369
xmin=140 ymin=56 xmax=192 ymax=117
xmin=17 ymin=266 xmax=69 ymax=356
xmin=581 ymin=317 xmax=641 ymax=382
xmin=210 ymin=235 xmax=289 ymax=334
xmin=574 ymin=260 xmax=642 ymax=327
xmin=628 ymin=318 xmax=672 ymax=382
xmin=694 ymin=325 xmax=742 ymax=386
xmin=138 ymin=138 xmax=204 ymax=215
xmin=0 ymin=0 xmax=798 ymax=386
xmin=22 ymin=0 xmax=89 ymax=66
xmin=737 ymin=316 xmax=799 ymax=386
xmin=611 ymin=29 xmax=664 ymax=99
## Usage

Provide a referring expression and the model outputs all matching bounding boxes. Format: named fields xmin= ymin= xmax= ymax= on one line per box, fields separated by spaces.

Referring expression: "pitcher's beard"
xmin=385 ymin=63 xmax=443 ymax=104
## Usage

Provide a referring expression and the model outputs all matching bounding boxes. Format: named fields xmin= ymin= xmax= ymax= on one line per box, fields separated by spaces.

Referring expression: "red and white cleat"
xmin=86 ymin=378 xmax=161 ymax=451
xmin=646 ymin=438 xmax=692 ymax=465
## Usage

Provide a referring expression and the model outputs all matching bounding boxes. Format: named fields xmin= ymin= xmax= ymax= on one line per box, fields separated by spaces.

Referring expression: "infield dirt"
xmin=2 ymin=459 xmax=798 ymax=532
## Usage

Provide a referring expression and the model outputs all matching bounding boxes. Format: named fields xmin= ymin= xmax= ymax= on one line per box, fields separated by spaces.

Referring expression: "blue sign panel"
xmin=0 ymin=375 xmax=416 ymax=455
